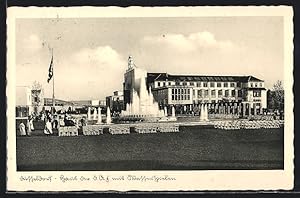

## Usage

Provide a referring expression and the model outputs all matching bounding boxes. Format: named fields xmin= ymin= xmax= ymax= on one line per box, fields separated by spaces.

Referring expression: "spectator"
xmin=44 ymin=118 xmax=53 ymax=135
xmin=19 ymin=122 xmax=26 ymax=136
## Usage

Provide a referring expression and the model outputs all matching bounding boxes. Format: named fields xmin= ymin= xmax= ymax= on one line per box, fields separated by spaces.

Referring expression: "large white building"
xmin=147 ymin=73 xmax=267 ymax=116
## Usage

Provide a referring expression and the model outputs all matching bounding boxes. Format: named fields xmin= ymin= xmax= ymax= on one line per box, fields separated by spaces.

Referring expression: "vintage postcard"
xmin=6 ymin=6 xmax=294 ymax=191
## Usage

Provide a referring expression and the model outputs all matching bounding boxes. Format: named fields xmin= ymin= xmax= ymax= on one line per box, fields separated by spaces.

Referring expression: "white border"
xmin=7 ymin=6 xmax=294 ymax=191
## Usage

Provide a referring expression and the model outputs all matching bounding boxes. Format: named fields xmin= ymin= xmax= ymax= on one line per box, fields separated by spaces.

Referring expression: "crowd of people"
xmin=18 ymin=110 xmax=83 ymax=136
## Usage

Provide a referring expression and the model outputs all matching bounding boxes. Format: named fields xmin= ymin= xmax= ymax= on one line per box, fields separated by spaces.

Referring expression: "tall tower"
xmin=123 ymin=55 xmax=147 ymax=107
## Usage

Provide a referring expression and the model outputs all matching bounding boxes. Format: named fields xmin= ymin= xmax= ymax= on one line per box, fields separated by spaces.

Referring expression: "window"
xmin=230 ymin=82 xmax=235 ymax=87
xmin=231 ymin=90 xmax=236 ymax=97
xmin=255 ymin=83 xmax=258 ymax=87
xmin=172 ymin=89 xmax=174 ymax=94
xmin=198 ymin=90 xmax=203 ymax=97
xmin=250 ymin=83 xmax=253 ymax=87
xmin=197 ymin=82 xmax=201 ymax=87
xmin=187 ymin=89 xmax=190 ymax=94
xmin=218 ymin=90 xmax=223 ymax=97
xmin=259 ymin=82 xmax=262 ymax=87
xmin=175 ymin=81 xmax=180 ymax=86
xmin=163 ymin=82 xmax=166 ymax=87
xmin=192 ymin=89 xmax=195 ymax=96
xmin=211 ymin=90 xmax=216 ymax=97
xmin=203 ymin=82 xmax=208 ymax=87
xmin=204 ymin=90 xmax=209 ymax=97
xmin=217 ymin=82 xmax=222 ymax=87
xmin=175 ymin=95 xmax=178 ymax=100
xmin=168 ymin=82 xmax=171 ymax=86
xmin=237 ymin=82 xmax=241 ymax=88
xmin=157 ymin=82 xmax=160 ymax=87
xmin=224 ymin=82 xmax=228 ymax=87
xmin=253 ymin=90 xmax=261 ymax=97
xmin=183 ymin=82 xmax=187 ymax=86
xmin=190 ymin=82 xmax=195 ymax=86
xmin=175 ymin=89 xmax=177 ymax=94
xmin=225 ymin=90 xmax=229 ymax=97
xmin=210 ymin=82 xmax=215 ymax=87
xmin=238 ymin=90 xmax=242 ymax=97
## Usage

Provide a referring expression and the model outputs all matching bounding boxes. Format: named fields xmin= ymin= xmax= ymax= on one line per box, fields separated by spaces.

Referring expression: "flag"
xmin=47 ymin=55 xmax=53 ymax=83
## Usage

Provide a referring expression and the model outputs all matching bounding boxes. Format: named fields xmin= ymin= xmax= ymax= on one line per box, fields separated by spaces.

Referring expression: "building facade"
xmin=106 ymin=91 xmax=124 ymax=113
xmin=16 ymin=86 xmax=33 ymax=117
xmin=123 ymin=56 xmax=148 ymax=106
xmin=147 ymin=73 xmax=267 ymax=116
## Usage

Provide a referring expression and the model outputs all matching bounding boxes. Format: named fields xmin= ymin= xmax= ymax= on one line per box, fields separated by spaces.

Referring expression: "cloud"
xmin=137 ymin=31 xmax=238 ymax=75
xmin=16 ymin=45 xmax=127 ymax=100
xmin=142 ymin=31 xmax=235 ymax=53
xmin=23 ymin=34 xmax=43 ymax=52
xmin=70 ymin=46 xmax=123 ymax=70
xmin=56 ymin=46 xmax=126 ymax=100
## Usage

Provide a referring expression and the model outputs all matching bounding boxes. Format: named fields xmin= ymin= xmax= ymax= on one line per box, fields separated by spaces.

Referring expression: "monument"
xmin=120 ymin=56 xmax=166 ymax=120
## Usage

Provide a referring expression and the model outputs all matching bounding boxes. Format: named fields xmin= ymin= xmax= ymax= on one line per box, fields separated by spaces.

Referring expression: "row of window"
xmin=192 ymin=89 xmax=243 ymax=98
xmin=156 ymin=81 xmax=264 ymax=89
xmin=250 ymin=82 xmax=263 ymax=88
xmin=171 ymin=88 xmax=191 ymax=101
xmin=157 ymin=81 xmax=244 ymax=88
xmin=253 ymin=90 xmax=262 ymax=97
xmin=171 ymin=94 xmax=191 ymax=101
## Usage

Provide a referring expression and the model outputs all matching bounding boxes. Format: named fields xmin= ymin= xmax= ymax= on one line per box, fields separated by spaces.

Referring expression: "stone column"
xmin=248 ymin=103 xmax=251 ymax=116
xmin=242 ymin=103 xmax=246 ymax=117
xmin=234 ymin=103 xmax=237 ymax=115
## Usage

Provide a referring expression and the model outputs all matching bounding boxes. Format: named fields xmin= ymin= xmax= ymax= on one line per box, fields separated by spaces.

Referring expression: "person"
xmin=19 ymin=122 xmax=26 ymax=136
xmin=30 ymin=116 xmax=35 ymax=131
xmin=53 ymin=115 xmax=59 ymax=129
xmin=44 ymin=118 xmax=53 ymax=135
xmin=26 ymin=118 xmax=31 ymax=136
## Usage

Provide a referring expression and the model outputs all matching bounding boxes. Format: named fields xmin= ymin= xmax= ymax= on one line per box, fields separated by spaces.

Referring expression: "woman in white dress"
xmin=44 ymin=118 xmax=53 ymax=135
xmin=29 ymin=117 xmax=34 ymax=131
xmin=19 ymin=122 xmax=26 ymax=136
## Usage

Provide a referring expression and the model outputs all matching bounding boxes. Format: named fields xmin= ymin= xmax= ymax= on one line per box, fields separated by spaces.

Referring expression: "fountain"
xmin=97 ymin=107 xmax=102 ymax=124
xmin=106 ymin=107 xmax=112 ymax=124
xmin=199 ymin=104 xmax=209 ymax=122
xmin=164 ymin=106 xmax=168 ymax=117
xmin=87 ymin=107 xmax=91 ymax=120
xmin=168 ymin=105 xmax=177 ymax=121
xmin=120 ymin=76 xmax=164 ymax=119
xmin=119 ymin=55 xmax=177 ymax=123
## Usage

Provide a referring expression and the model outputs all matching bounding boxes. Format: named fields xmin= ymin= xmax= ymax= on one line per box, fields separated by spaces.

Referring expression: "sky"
xmin=15 ymin=17 xmax=284 ymax=100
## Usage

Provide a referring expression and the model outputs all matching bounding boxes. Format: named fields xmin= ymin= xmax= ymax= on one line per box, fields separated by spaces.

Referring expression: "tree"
xmin=269 ymin=80 xmax=284 ymax=111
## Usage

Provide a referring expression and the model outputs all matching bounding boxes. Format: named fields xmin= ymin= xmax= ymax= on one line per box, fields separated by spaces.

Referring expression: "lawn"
xmin=16 ymin=126 xmax=284 ymax=171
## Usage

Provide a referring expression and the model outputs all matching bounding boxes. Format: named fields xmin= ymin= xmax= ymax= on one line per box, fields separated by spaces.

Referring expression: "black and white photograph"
xmin=6 ymin=6 xmax=294 ymax=191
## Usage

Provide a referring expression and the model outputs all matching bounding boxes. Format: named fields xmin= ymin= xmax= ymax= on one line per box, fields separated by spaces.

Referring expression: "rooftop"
xmin=147 ymin=73 xmax=263 ymax=83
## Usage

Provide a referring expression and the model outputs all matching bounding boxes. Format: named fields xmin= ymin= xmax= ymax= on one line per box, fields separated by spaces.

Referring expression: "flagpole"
xmin=52 ymin=48 xmax=55 ymax=117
